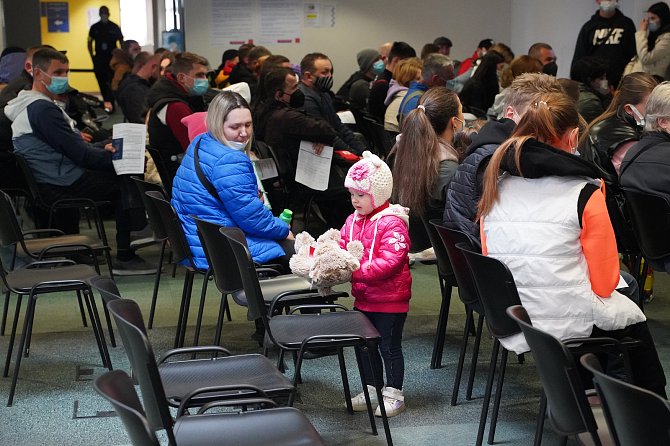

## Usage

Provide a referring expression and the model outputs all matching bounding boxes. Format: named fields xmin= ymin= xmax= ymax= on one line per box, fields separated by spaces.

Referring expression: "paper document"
xmin=111 ymin=123 xmax=146 ymax=175
xmin=295 ymin=141 xmax=333 ymax=191
xmin=337 ymin=110 xmax=356 ymax=124
xmin=253 ymin=158 xmax=279 ymax=180
xmin=616 ymin=275 xmax=628 ymax=289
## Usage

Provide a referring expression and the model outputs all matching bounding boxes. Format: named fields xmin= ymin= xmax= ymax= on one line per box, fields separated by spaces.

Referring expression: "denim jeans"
xmin=355 ymin=309 xmax=407 ymax=390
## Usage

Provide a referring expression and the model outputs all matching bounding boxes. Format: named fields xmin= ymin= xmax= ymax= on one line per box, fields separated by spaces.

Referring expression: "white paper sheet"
xmin=337 ymin=110 xmax=356 ymax=124
xmin=295 ymin=141 xmax=333 ymax=191
xmin=111 ymin=123 xmax=146 ymax=175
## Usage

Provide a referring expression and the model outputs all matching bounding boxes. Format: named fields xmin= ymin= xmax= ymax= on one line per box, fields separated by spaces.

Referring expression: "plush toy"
xmin=289 ymin=228 xmax=364 ymax=295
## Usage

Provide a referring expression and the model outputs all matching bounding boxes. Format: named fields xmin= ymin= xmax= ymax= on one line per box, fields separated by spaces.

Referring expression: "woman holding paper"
xmin=171 ymin=91 xmax=294 ymax=270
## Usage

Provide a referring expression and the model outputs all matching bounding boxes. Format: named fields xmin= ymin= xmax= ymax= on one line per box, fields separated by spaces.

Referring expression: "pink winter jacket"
xmin=340 ymin=203 xmax=412 ymax=313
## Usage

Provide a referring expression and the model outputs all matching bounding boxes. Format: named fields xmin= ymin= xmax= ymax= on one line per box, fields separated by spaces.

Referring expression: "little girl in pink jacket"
xmin=340 ymin=151 xmax=411 ymax=417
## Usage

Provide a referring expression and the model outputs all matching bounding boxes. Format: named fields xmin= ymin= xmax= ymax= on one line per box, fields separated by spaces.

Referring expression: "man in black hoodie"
xmin=571 ymin=0 xmax=636 ymax=89
xmin=443 ymin=73 xmax=564 ymax=243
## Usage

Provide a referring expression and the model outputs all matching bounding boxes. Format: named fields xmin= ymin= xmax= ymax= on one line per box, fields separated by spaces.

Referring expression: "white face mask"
xmin=599 ymin=1 xmax=617 ymax=13
xmin=596 ymin=79 xmax=609 ymax=95
xmin=627 ymin=104 xmax=646 ymax=127
xmin=227 ymin=140 xmax=247 ymax=151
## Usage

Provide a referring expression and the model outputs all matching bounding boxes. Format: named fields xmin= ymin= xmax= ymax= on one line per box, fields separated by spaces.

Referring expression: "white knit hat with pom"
xmin=344 ymin=151 xmax=393 ymax=208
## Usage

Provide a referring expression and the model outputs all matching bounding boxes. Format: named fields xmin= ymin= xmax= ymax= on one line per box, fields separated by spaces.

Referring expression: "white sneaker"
xmin=349 ymin=385 xmax=378 ymax=412
xmin=374 ymin=386 xmax=406 ymax=417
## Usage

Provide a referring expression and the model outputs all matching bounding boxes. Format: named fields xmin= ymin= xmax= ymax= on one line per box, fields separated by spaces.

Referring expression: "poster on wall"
xmin=304 ymin=3 xmax=336 ymax=28
xmin=44 ymin=2 xmax=69 ymax=33
xmin=210 ymin=0 xmax=301 ymax=46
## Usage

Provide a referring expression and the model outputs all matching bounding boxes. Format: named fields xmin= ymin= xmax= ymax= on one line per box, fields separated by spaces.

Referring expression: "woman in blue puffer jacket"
xmin=171 ymin=91 xmax=294 ymax=270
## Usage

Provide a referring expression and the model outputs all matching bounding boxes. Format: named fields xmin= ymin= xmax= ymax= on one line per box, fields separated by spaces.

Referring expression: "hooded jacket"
xmin=635 ymin=29 xmax=670 ymax=79
xmin=171 ymin=132 xmax=290 ymax=268
xmin=340 ymin=203 xmax=411 ymax=313
xmin=571 ymin=9 xmax=637 ymax=88
xmin=443 ymin=118 xmax=515 ymax=243
xmin=620 ymin=130 xmax=670 ymax=205
xmin=5 ymin=90 xmax=111 ymax=186
xmin=481 ymin=138 xmax=645 ymax=354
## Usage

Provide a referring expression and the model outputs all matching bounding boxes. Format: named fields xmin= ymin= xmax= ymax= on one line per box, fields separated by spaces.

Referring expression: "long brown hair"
xmin=478 ymin=91 xmax=579 ymax=220
xmin=391 ymin=87 xmax=460 ymax=215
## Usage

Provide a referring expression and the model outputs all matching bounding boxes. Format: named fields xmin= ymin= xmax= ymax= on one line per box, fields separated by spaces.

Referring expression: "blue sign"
xmin=45 ymin=2 xmax=69 ymax=33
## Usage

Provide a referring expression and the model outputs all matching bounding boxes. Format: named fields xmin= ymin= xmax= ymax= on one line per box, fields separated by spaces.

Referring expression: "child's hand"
xmin=285 ymin=231 xmax=295 ymax=241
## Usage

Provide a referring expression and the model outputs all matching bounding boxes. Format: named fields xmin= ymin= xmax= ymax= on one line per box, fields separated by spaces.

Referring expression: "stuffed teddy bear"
xmin=289 ymin=228 xmax=364 ymax=295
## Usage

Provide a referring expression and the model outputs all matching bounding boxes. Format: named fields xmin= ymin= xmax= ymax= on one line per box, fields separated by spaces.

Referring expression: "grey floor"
xmin=1 ymin=227 xmax=669 ymax=446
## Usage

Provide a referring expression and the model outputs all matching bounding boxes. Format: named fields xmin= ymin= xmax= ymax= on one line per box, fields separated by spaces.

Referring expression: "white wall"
xmin=183 ymin=0 xmax=512 ymax=89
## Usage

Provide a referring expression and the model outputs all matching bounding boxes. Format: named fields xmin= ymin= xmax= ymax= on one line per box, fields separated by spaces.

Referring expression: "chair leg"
xmin=83 ymin=289 xmax=112 ymax=370
xmin=353 ymin=345 xmax=378 ymax=437
xmin=3 ymin=294 xmax=23 ymax=377
xmin=476 ymin=339 xmax=500 ymax=446
xmin=213 ymin=293 xmax=227 ymax=346
xmin=223 ymin=294 xmax=232 ymax=322
xmin=337 ymin=347 xmax=353 ymax=414
xmin=488 ymin=348 xmax=509 ymax=445
xmin=148 ymin=240 xmax=166 ymax=329
xmin=192 ymin=270 xmax=211 ymax=347
xmin=467 ymin=313 xmax=485 ymax=400
xmin=7 ymin=294 xmax=36 ymax=406
xmin=534 ymin=391 xmax=547 ymax=446
xmin=451 ymin=309 xmax=473 ymax=406
xmin=288 ymin=349 xmax=305 ymax=407
xmin=174 ymin=270 xmax=194 ymax=348
xmin=367 ymin=342 xmax=393 ymax=446
xmin=430 ymin=280 xmax=452 ymax=369
xmin=1 ymin=290 xmax=11 ymax=336
xmin=101 ymin=293 xmax=116 ymax=348
xmin=76 ymin=290 xmax=88 ymax=327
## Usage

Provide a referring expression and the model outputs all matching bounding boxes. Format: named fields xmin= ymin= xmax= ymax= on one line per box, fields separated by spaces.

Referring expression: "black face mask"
xmin=314 ymin=75 xmax=333 ymax=92
xmin=289 ymin=89 xmax=305 ymax=108
xmin=543 ymin=62 xmax=558 ymax=77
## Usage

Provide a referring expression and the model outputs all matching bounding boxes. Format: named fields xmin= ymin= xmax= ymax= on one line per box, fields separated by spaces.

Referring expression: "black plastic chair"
xmin=431 ymin=220 xmax=486 ymax=405
xmin=146 ymin=146 xmax=174 ymax=198
xmin=107 ymin=298 xmax=298 ymax=416
xmin=221 ymin=226 xmax=394 ymax=446
xmin=145 ymin=191 xmax=210 ymax=348
xmin=420 ymin=216 xmax=459 ymax=370
xmin=506 ymin=306 xmax=615 ymax=446
xmin=131 ymin=177 xmax=171 ymax=329
xmin=580 ymin=353 xmax=670 ymax=446
xmin=94 ymin=369 xmax=326 ymax=446
xmin=457 ymin=242 xmax=524 ymax=446
xmin=13 ymin=153 xmax=114 ymax=277
xmin=0 ymin=256 xmax=111 ymax=406
xmin=193 ymin=217 xmax=322 ymax=347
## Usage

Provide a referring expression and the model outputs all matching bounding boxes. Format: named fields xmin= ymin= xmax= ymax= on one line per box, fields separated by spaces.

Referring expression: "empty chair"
xmin=431 ymin=220 xmax=485 ymax=405
xmin=221 ymin=226 xmax=394 ymax=446
xmin=506 ymin=306 xmax=615 ymax=445
xmin=107 ymin=298 xmax=298 ymax=417
xmin=580 ymin=353 xmax=670 ymax=446
xmin=94 ymin=369 xmax=326 ymax=446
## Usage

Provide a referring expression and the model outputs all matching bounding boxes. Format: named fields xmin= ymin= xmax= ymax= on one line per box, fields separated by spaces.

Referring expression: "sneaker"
xmin=374 ymin=386 xmax=406 ymax=417
xmin=112 ymin=255 xmax=156 ymax=276
xmin=349 ymin=385 xmax=378 ymax=412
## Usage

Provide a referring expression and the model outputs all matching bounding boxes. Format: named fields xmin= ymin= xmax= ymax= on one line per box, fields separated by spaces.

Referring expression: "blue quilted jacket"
xmin=171 ymin=133 xmax=289 ymax=269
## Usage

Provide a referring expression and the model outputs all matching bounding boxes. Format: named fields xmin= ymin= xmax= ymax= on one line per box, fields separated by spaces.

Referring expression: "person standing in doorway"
xmin=87 ymin=5 xmax=123 ymax=112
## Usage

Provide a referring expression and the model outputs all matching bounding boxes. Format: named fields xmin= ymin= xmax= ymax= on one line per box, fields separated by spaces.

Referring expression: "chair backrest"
xmin=94 ymin=370 xmax=160 ymax=446
xmin=622 ymin=189 xmax=670 ymax=260
xmin=431 ymin=220 xmax=482 ymax=310
xmin=580 ymin=353 xmax=670 ymax=446
xmin=89 ymin=275 xmax=123 ymax=307
xmin=457 ymin=243 xmax=521 ymax=338
xmin=12 ymin=153 xmax=43 ymax=205
xmin=146 ymin=147 xmax=173 ymax=198
xmin=193 ymin=217 xmax=243 ymax=295
xmin=220 ymin=227 xmax=266 ymax=321
xmin=106 ymin=299 xmax=173 ymax=435
xmin=421 ymin=216 xmax=454 ymax=281
xmin=145 ymin=191 xmax=195 ymax=268
xmin=506 ymin=305 xmax=600 ymax=439
xmin=131 ymin=177 xmax=168 ymax=240
xmin=0 ymin=189 xmax=24 ymax=247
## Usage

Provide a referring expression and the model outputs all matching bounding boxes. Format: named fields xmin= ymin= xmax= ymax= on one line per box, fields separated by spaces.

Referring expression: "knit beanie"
xmin=357 ymin=49 xmax=380 ymax=73
xmin=344 ymin=151 xmax=393 ymax=208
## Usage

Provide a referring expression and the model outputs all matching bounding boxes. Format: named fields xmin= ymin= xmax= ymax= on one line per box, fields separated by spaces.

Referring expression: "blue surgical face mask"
xmin=649 ymin=20 xmax=661 ymax=33
xmin=42 ymin=72 xmax=69 ymax=95
xmin=187 ymin=76 xmax=209 ymax=96
xmin=372 ymin=60 xmax=385 ymax=75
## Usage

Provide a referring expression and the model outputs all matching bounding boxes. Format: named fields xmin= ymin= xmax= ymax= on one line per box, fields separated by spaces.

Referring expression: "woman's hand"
xmin=285 ymin=231 xmax=295 ymax=241
xmin=104 ymin=143 xmax=116 ymax=153
xmin=312 ymin=142 xmax=325 ymax=155
xmin=640 ymin=17 xmax=649 ymax=32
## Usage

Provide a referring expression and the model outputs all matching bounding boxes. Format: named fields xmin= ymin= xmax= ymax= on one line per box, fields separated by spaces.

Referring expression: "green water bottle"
xmin=279 ymin=209 xmax=293 ymax=225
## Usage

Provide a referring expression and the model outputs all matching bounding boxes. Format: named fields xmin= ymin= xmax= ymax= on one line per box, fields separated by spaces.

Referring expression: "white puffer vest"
xmin=483 ymin=175 xmax=645 ymax=354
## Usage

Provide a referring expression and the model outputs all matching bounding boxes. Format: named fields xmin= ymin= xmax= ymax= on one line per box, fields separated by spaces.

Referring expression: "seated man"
xmin=255 ymin=67 xmax=350 ymax=227
xmin=298 ymin=53 xmax=366 ymax=155
xmin=5 ymin=48 xmax=153 ymax=275
xmin=116 ymin=52 xmax=161 ymax=124
xmin=146 ymin=51 xmax=209 ymax=179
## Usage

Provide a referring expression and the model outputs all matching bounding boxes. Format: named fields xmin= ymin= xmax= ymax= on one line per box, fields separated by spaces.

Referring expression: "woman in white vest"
xmin=477 ymin=91 xmax=667 ymax=397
